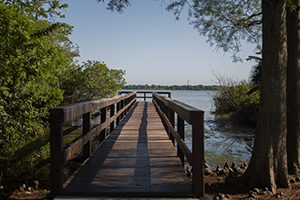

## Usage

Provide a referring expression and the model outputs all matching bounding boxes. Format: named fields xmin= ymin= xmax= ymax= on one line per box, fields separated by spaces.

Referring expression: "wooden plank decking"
xmin=61 ymin=101 xmax=193 ymax=197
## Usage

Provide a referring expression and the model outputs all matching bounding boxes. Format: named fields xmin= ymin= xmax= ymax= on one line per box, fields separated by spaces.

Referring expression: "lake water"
xmin=136 ymin=90 xmax=255 ymax=169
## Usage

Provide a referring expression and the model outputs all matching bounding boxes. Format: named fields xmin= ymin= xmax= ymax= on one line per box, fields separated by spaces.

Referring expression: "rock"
xmin=249 ymin=192 xmax=257 ymax=198
xmin=186 ymin=166 xmax=192 ymax=177
xmin=28 ymin=187 xmax=32 ymax=192
xmin=34 ymin=180 xmax=39 ymax=190
xmin=213 ymin=196 xmax=220 ymax=200
xmin=215 ymin=165 xmax=222 ymax=173
xmin=231 ymin=161 xmax=236 ymax=169
xmin=274 ymin=192 xmax=283 ymax=198
xmin=290 ymin=178 xmax=295 ymax=183
xmin=233 ymin=166 xmax=244 ymax=174
xmin=296 ymin=177 xmax=300 ymax=182
xmin=214 ymin=193 xmax=231 ymax=200
xmin=240 ymin=162 xmax=248 ymax=169
xmin=218 ymin=167 xmax=229 ymax=176
xmin=253 ymin=188 xmax=260 ymax=195
xmin=204 ymin=160 xmax=209 ymax=167
xmin=205 ymin=167 xmax=212 ymax=175
xmin=224 ymin=162 xmax=229 ymax=169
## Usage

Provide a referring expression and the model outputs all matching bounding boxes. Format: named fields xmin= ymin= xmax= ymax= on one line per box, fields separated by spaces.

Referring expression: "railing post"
xmin=120 ymin=100 xmax=124 ymax=119
xmin=83 ymin=112 xmax=91 ymax=159
xmin=169 ymin=108 xmax=175 ymax=145
xmin=177 ymin=115 xmax=185 ymax=166
xmin=100 ymin=107 xmax=107 ymax=143
xmin=116 ymin=101 xmax=121 ymax=125
xmin=144 ymin=92 xmax=146 ymax=101
xmin=110 ymin=104 xmax=115 ymax=133
xmin=50 ymin=109 xmax=64 ymax=196
xmin=192 ymin=111 xmax=205 ymax=198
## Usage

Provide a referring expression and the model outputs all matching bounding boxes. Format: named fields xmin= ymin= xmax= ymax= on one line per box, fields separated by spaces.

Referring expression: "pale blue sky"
xmin=61 ymin=0 xmax=257 ymax=86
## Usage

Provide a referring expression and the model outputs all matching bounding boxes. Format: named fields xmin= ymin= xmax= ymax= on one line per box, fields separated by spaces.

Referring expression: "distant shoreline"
xmin=122 ymin=84 xmax=221 ymax=91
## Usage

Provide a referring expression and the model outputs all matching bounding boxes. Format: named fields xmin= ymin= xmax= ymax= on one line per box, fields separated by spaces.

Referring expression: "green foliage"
xmin=212 ymin=76 xmax=260 ymax=127
xmin=166 ymin=0 xmax=262 ymax=62
xmin=2 ymin=0 xmax=68 ymax=20
xmin=60 ymin=60 xmax=126 ymax=105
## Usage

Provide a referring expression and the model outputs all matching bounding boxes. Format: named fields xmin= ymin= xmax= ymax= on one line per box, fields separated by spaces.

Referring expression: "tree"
xmin=60 ymin=60 xmax=126 ymax=105
xmin=286 ymin=0 xmax=300 ymax=175
xmin=237 ymin=0 xmax=290 ymax=191
xmin=0 ymin=3 xmax=78 ymax=152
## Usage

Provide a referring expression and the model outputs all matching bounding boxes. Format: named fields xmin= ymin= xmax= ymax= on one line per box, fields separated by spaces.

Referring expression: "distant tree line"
xmin=122 ymin=84 xmax=221 ymax=91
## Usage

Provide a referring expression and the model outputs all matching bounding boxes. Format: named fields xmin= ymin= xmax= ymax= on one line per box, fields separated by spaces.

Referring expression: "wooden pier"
xmin=50 ymin=92 xmax=204 ymax=198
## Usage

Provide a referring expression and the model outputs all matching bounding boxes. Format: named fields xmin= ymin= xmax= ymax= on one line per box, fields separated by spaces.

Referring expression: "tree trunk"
xmin=287 ymin=0 xmax=300 ymax=175
xmin=238 ymin=0 xmax=290 ymax=192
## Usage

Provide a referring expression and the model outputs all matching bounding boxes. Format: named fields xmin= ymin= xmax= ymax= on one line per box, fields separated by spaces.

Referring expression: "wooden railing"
xmin=50 ymin=92 xmax=137 ymax=196
xmin=152 ymin=92 xmax=204 ymax=197
xmin=120 ymin=90 xmax=171 ymax=101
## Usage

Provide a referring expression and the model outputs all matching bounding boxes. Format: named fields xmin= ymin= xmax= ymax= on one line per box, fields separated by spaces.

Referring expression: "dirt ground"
xmin=6 ymin=171 xmax=300 ymax=200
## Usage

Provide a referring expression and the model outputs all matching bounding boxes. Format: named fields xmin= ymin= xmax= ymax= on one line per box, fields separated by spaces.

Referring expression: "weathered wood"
xmin=153 ymin=92 xmax=204 ymax=197
xmin=62 ymin=102 xmax=193 ymax=197
xmin=63 ymin=97 xmax=136 ymax=163
xmin=110 ymin=104 xmax=115 ymax=132
xmin=177 ymin=115 xmax=185 ymax=166
xmin=50 ymin=109 xmax=64 ymax=196
xmin=192 ymin=112 xmax=205 ymax=197
xmin=152 ymin=99 xmax=193 ymax=166
xmin=100 ymin=107 xmax=107 ymax=143
xmin=82 ymin=112 xmax=91 ymax=160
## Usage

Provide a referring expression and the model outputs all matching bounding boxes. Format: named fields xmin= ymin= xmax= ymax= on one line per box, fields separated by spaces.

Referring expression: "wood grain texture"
xmin=62 ymin=102 xmax=193 ymax=197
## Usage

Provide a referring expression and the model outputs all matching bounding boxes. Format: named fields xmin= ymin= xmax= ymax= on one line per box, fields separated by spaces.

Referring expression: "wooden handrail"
xmin=50 ymin=92 xmax=137 ymax=196
xmin=152 ymin=92 xmax=204 ymax=197
xmin=120 ymin=90 xmax=171 ymax=101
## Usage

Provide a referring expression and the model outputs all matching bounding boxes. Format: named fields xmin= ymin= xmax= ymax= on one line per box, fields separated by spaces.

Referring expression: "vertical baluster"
xmin=83 ymin=112 xmax=91 ymax=159
xmin=144 ymin=92 xmax=146 ymax=101
xmin=116 ymin=101 xmax=120 ymax=125
xmin=100 ymin=107 xmax=107 ymax=143
xmin=177 ymin=115 xmax=184 ymax=166
xmin=169 ymin=108 xmax=175 ymax=145
xmin=120 ymin=100 xmax=124 ymax=119
xmin=110 ymin=104 xmax=115 ymax=133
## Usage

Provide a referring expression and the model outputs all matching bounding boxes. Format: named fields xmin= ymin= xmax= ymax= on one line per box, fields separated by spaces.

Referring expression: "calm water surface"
xmin=137 ymin=90 xmax=255 ymax=169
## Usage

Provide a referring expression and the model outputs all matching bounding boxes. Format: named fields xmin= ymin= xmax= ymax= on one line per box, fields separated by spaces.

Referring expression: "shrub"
xmin=212 ymin=75 xmax=260 ymax=127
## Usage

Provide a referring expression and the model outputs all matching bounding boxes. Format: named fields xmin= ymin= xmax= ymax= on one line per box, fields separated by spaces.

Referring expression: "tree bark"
xmin=287 ymin=0 xmax=300 ymax=175
xmin=238 ymin=0 xmax=290 ymax=192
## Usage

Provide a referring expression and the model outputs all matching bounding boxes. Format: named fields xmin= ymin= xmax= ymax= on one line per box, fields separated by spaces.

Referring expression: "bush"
xmin=212 ymin=75 xmax=260 ymax=127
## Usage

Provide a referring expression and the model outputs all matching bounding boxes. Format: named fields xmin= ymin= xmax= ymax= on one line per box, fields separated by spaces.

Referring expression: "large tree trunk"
xmin=238 ymin=0 xmax=290 ymax=192
xmin=287 ymin=0 xmax=300 ymax=175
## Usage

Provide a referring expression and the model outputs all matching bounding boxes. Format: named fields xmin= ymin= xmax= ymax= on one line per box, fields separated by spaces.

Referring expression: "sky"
xmin=60 ymin=0 xmax=257 ymax=86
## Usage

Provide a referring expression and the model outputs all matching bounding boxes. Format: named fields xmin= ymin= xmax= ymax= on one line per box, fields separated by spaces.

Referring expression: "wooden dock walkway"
xmin=61 ymin=101 xmax=193 ymax=197
xmin=50 ymin=92 xmax=204 ymax=198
